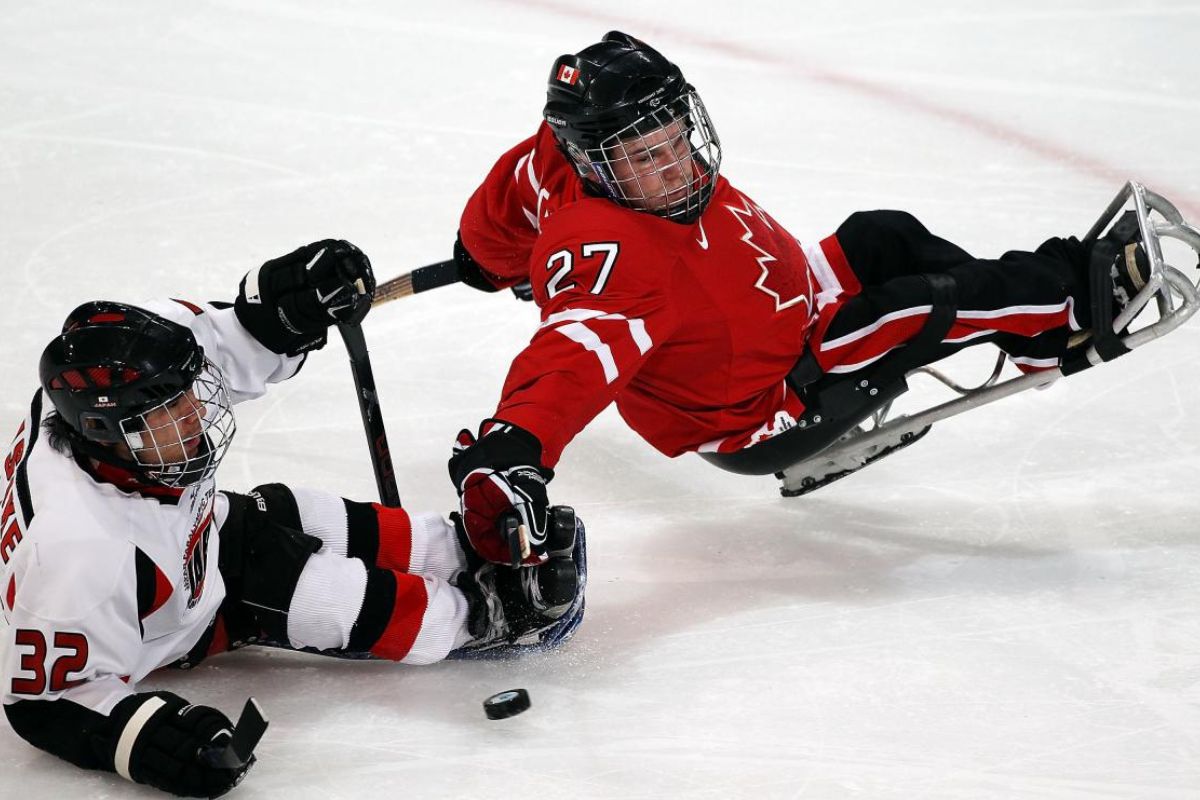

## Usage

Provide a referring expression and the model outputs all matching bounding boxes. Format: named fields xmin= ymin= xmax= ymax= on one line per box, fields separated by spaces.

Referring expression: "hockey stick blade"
xmin=373 ymin=258 xmax=460 ymax=306
xmin=200 ymin=698 xmax=269 ymax=770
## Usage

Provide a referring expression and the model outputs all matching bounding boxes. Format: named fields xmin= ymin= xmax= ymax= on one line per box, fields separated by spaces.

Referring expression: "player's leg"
xmin=246 ymin=483 xmax=464 ymax=580
xmin=214 ymin=490 xmax=587 ymax=662
xmin=212 ymin=489 xmax=469 ymax=663
xmin=810 ymin=232 xmax=1090 ymax=375
xmin=832 ymin=210 xmax=977 ymax=285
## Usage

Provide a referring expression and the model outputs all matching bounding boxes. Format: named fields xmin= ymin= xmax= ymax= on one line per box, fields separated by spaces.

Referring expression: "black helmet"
xmin=544 ymin=31 xmax=722 ymax=224
xmin=39 ymin=301 xmax=236 ymax=487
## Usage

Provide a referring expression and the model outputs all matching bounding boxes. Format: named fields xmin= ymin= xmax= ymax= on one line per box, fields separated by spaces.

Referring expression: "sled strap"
xmin=788 ymin=273 xmax=959 ymax=392
xmin=1062 ymin=238 xmax=1130 ymax=376
xmin=867 ymin=273 xmax=959 ymax=389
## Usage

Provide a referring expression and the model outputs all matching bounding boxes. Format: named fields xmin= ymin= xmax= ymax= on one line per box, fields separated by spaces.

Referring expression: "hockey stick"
xmin=339 ymin=323 xmax=402 ymax=507
xmin=372 ymin=258 xmax=460 ymax=306
xmin=199 ymin=697 xmax=269 ymax=769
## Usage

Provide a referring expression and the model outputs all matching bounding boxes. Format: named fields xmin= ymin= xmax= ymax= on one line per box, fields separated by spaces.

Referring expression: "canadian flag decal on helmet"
xmin=556 ymin=64 xmax=580 ymax=85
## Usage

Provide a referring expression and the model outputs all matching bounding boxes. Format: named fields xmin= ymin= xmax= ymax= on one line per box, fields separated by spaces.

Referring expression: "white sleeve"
xmin=140 ymin=299 xmax=307 ymax=404
xmin=2 ymin=539 xmax=143 ymax=714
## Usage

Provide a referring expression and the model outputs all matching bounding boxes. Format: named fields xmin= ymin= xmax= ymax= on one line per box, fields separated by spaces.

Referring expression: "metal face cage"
xmin=582 ymin=89 xmax=722 ymax=223
xmin=119 ymin=358 xmax=236 ymax=488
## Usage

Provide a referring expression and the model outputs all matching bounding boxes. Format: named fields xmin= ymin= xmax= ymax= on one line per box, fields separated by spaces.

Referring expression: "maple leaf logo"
xmin=725 ymin=195 xmax=812 ymax=312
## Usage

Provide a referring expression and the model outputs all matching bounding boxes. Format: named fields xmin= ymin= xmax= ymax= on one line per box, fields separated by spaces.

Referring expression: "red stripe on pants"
xmin=369 ymin=572 xmax=428 ymax=660
xmin=372 ymin=504 xmax=413 ymax=571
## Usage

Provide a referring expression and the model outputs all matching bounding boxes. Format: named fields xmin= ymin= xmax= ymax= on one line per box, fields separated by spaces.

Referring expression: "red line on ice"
xmin=507 ymin=0 xmax=1199 ymax=219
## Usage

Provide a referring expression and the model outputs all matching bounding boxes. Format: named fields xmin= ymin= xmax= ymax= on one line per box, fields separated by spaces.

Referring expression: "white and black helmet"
xmin=544 ymin=31 xmax=722 ymax=224
xmin=39 ymin=302 xmax=236 ymax=488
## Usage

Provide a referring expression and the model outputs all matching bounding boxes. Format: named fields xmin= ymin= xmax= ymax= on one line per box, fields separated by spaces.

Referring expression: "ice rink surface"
xmin=3 ymin=1 xmax=1200 ymax=797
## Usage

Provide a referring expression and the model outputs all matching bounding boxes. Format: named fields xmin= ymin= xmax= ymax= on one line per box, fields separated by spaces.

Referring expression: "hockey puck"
xmin=483 ymin=688 xmax=531 ymax=720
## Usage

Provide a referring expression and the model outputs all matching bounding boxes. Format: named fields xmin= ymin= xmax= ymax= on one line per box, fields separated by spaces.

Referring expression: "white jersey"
xmin=0 ymin=299 xmax=303 ymax=716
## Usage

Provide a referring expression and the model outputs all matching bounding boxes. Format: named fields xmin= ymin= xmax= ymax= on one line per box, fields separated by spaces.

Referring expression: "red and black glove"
xmin=448 ymin=421 xmax=554 ymax=566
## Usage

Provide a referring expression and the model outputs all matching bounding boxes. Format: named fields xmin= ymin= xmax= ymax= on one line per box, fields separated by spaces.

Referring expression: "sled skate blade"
xmin=777 ymin=424 xmax=932 ymax=497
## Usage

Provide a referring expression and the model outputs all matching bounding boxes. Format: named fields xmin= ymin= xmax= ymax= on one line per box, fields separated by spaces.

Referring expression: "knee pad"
xmin=222 ymin=484 xmax=322 ymax=642
xmin=240 ymin=520 xmax=323 ymax=642
xmin=838 ymin=209 xmax=927 ymax=247
xmin=247 ymin=482 xmax=302 ymax=530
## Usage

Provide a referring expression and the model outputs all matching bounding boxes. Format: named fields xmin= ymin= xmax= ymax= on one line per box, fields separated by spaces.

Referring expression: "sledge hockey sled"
xmin=700 ymin=182 xmax=1200 ymax=497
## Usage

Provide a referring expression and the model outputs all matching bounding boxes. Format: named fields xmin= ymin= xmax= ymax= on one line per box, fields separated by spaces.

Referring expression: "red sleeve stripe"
xmin=170 ymin=299 xmax=204 ymax=315
xmin=368 ymin=573 xmax=428 ymax=661
xmin=371 ymin=504 xmax=413 ymax=572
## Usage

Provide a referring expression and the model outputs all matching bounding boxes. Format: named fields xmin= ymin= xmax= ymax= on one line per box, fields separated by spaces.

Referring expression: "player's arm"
xmin=2 ymin=541 xmax=251 ymax=797
xmin=450 ymin=218 xmax=679 ymax=564
xmin=142 ymin=239 xmax=376 ymax=403
xmin=456 ymin=124 xmax=562 ymax=295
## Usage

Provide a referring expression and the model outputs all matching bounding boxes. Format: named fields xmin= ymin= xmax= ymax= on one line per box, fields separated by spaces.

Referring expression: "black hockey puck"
xmin=483 ymin=688 xmax=531 ymax=720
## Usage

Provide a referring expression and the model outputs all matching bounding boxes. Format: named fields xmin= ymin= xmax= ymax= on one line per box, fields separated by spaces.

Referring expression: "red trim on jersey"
xmin=87 ymin=460 xmax=185 ymax=502
xmin=820 ymin=234 xmax=861 ymax=296
xmin=140 ymin=563 xmax=174 ymax=620
xmin=171 ymin=299 xmax=205 ymax=315
xmin=368 ymin=573 xmax=428 ymax=661
xmin=371 ymin=504 xmax=413 ymax=571
xmin=5 ymin=575 xmax=14 ymax=610
xmin=205 ymin=614 xmax=230 ymax=656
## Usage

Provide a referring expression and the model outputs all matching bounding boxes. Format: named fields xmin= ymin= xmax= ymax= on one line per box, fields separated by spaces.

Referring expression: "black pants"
xmin=813 ymin=210 xmax=1091 ymax=373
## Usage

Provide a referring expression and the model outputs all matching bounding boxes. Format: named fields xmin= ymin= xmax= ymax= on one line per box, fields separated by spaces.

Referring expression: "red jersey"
xmin=460 ymin=123 xmax=858 ymax=467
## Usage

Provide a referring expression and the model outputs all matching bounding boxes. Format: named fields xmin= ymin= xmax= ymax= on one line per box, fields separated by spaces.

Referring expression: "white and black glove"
xmin=448 ymin=421 xmax=554 ymax=567
xmin=235 ymin=239 xmax=376 ymax=356
xmin=109 ymin=692 xmax=253 ymax=798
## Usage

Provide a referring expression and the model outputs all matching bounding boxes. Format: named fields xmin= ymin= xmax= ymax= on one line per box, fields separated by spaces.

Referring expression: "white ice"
xmin=3 ymin=2 xmax=1200 ymax=798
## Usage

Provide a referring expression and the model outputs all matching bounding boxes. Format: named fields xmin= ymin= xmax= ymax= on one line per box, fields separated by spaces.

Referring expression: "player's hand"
xmin=454 ymin=233 xmax=533 ymax=301
xmin=111 ymin=692 xmax=254 ymax=798
xmin=235 ymin=239 xmax=376 ymax=356
xmin=449 ymin=421 xmax=554 ymax=566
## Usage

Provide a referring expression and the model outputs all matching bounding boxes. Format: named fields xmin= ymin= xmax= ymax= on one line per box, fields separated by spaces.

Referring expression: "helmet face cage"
xmin=118 ymin=357 xmax=236 ymax=488
xmin=578 ymin=89 xmax=722 ymax=223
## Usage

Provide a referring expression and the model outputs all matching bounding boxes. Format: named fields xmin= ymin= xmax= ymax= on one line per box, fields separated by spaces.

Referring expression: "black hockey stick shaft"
xmin=373 ymin=258 xmax=461 ymax=306
xmin=339 ymin=323 xmax=402 ymax=507
xmin=199 ymin=698 xmax=269 ymax=770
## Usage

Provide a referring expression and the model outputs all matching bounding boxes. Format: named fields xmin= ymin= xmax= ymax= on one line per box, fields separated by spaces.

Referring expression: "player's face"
xmin=126 ymin=389 xmax=207 ymax=466
xmin=607 ymin=119 xmax=696 ymax=213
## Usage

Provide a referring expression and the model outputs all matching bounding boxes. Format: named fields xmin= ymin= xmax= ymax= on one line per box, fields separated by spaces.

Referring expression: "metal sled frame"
xmin=777 ymin=182 xmax=1200 ymax=497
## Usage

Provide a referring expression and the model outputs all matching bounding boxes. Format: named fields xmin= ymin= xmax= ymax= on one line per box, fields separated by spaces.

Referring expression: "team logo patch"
xmin=182 ymin=492 xmax=215 ymax=608
xmin=556 ymin=64 xmax=580 ymax=85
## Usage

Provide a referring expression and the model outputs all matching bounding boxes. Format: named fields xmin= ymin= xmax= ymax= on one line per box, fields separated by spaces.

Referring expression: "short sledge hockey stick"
xmin=372 ymin=258 xmax=460 ymax=305
xmin=339 ymin=323 xmax=402 ymax=507
xmin=199 ymin=698 xmax=269 ymax=770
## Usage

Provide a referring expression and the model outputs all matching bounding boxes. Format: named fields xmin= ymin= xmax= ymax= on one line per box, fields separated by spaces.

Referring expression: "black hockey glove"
xmin=454 ymin=233 xmax=534 ymax=302
xmin=235 ymin=239 xmax=376 ymax=356
xmin=109 ymin=692 xmax=253 ymax=798
xmin=449 ymin=420 xmax=555 ymax=566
